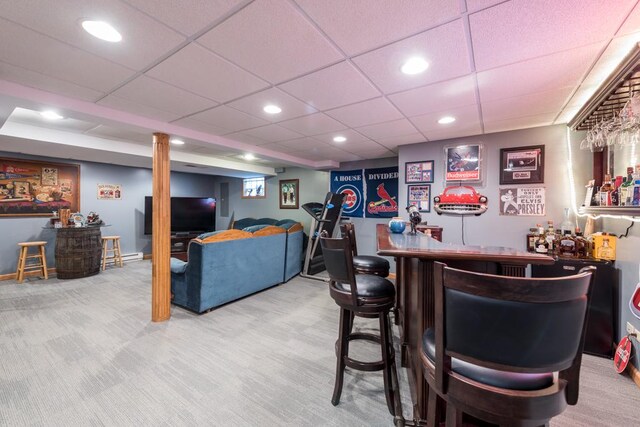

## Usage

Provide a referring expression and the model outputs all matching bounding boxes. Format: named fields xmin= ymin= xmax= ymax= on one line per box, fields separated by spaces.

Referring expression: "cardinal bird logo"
xmin=376 ymin=183 xmax=397 ymax=208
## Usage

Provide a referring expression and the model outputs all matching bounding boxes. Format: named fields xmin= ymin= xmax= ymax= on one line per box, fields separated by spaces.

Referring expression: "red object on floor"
xmin=614 ymin=336 xmax=632 ymax=373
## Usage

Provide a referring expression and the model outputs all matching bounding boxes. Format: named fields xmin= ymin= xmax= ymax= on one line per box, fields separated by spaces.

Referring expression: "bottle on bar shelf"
xmin=545 ymin=220 xmax=556 ymax=254
xmin=560 ymin=208 xmax=573 ymax=235
xmin=574 ymin=227 xmax=589 ymax=258
xmin=611 ymin=178 xmax=620 ymax=206
xmin=558 ymin=231 xmax=576 ymax=257
xmin=621 ymin=167 xmax=634 ymax=206
xmin=600 ymin=174 xmax=613 ymax=206
xmin=526 ymin=226 xmax=539 ymax=252
xmin=591 ymin=185 xmax=600 ymax=206
xmin=535 ymin=230 xmax=549 ymax=254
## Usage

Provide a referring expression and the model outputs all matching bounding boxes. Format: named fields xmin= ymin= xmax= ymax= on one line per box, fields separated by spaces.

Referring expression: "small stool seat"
xmin=335 ymin=274 xmax=395 ymax=298
xmin=102 ymin=236 xmax=123 ymax=270
xmin=16 ymin=241 xmax=48 ymax=283
xmin=353 ymin=255 xmax=390 ymax=277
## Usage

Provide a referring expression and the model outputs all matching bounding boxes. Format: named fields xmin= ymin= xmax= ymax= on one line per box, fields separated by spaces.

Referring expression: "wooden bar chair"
xmin=420 ymin=262 xmax=596 ymax=427
xmin=101 ymin=236 xmax=123 ymax=270
xmin=320 ymin=234 xmax=399 ymax=417
xmin=16 ymin=241 xmax=48 ymax=283
xmin=340 ymin=222 xmax=390 ymax=277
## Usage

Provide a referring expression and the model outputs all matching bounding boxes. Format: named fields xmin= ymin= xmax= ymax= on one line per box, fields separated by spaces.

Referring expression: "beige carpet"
xmin=0 ymin=261 xmax=637 ymax=426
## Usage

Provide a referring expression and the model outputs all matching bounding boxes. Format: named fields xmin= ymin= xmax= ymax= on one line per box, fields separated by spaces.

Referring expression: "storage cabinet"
xmin=532 ymin=257 xmax=618 ymax=358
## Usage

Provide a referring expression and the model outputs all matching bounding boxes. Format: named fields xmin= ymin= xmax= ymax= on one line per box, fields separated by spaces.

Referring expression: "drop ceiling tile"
xmin=278 ymin=113 xmax=348 ymax=136
xmin=410 ymin=104 xmax=481 ymax=135
xmin=239 ymin=124 xmax=303 ymax=142
xmin=97 ymin=95 xmax=182 ymax=122
xmin=352 ymin=19 xmax=471 ymax=94
xmin=147 ymin=43 xmax=269 ymax=103
xmin=313 ymin=129 xmax=372 ymax=145
xmin=8 ymin=108 xmax=98 ymax=133
xmin=477 ymin=43 xmax=603 ymax=103
xmin=123 ymin=0 xmax=247 ymax=36
xmin=0 ymin=61 xmax=105 ymax=102
xmin=375 ymin=133 xmax=426 ymax=149
xmin=191 ymin=145 xmax=239 ymax=157
xmin=356 ymin=119 xmax=419 ymax=140
xmin=465 ymin=0 xmax=505 ymax=13
xmin=617 ymin=2 xmax=640 ymax=36
xmin=295 ymin=0 xmax=461 ymax=55
xmin=188 ymin=106 xmax=269 ymax=133
xmin=325 ymin=97 xmax=403 ymax=128
xmin=258 ymin=142 xmax=306 ymax=154
xmin=197 ymin=0 xmax=342 ymax=83
xmin=170 ymin=117 xmax=229 ymax=135
xmin=279 ymin=61 xmax=380 ymax=110
xmin=0 ymin=17 xmax=135 ymax=92
xmin=423 ymin=123 xmax=483 ymax=142
xmin=84 ymin=124 xmax=150 ymax=143
xmin=109 ymin=75 xmax=217 ymax=118
xmin=228 ymin=88 xmax=318 ymax=122
xmin=337 ymin=140 xmax=385 ymax=152
xmin=353 ymin=147 xmax=397 ymax=159
xmin=470 ymin=0 xmax=636 ymax=71
xmin=484 ymin=112 xmax=557 ymax=134
xmin=481 ymin=87 xmax=574 ymax=122
xmin=0 ymin=0 xmax=186 ymax=70
xmin=273 ymin=136 xmax=325 ymax=149
xmin=389 ymin=75 xmax=477 ymax=117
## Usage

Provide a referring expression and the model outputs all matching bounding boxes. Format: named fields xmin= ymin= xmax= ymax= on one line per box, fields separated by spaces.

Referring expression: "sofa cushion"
xmin=198 ymin=229 xmax=253 ymax=243
xmin=252 ymin=225 xmax=286 ymax=237
xmin=243 ymin=224 xmax=269 ymax=233
xmin=170 ymin=257 xmax=188 ymax=274
xmin=256 ymin=217 xmax=278 ymax=225
xmin=197 ymin=230 xmax=219 ymax=240
xmin=232 ymin=218 xmax=258 ymax=230
xmin=275 ymin=218 xmax=296 ymax=226
xmin=276 ymin=220 xmax=303 ymax=232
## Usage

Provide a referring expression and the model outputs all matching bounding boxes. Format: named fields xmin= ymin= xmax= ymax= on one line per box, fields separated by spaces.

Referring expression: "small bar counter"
xmin=376 ymin=224 xmax=554 ymax=424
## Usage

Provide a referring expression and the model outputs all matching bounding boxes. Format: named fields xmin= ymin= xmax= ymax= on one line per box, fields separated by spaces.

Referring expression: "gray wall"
xmin=0 ymin=151 xmax=218 ymax=275
xmin=397 ymin=125 xmax=591 ymax=249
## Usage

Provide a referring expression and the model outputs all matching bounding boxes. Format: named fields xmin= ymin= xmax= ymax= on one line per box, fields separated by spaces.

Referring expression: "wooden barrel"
xmin=55 ymin=227 xmax=102 ymax=279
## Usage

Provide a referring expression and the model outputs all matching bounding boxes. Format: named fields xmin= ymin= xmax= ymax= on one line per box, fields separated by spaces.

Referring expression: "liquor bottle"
xmin=611 ymin=181 xmax=620 ymax=206
xmin=545 ymin=220 xmax=556 ymax=254
xmin=600 ymin=175 xmax=613 ymax=206
xmin=619 ymin=177 xmax=628 ymax=206
xmin=634 ymin=180 xmax=640 ymax=206
xmin=591 ymin=186 xmax=600 ymax=206
xmin=575 ymin=227 xmax=589 ymax=258
xmin=622 ymin=167 xmax=634 ymax=206
xmin=526 ymin=226 xmax=540 ymax=252
xmin=596 ymin=237 xmax=614 ymax=260
xmin=535 ymin=232 xmax=549 ymax=254
xmin=558 ymin=231 xmax=576 ymax=257
xmin=560 ymin=208 xmax=573 ymax=235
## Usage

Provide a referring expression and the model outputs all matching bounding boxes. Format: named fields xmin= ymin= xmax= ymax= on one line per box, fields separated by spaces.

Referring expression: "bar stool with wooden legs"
xmin=101 ymin=236 xmax=123 ymax=270
xmin=319 ymin=234 xmax=400 ymax=420
xmin=16 ymin=241 xmax=48 ymax=283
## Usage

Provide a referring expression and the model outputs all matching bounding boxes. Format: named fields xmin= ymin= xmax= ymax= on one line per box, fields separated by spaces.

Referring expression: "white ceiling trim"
xmin=0 ymin=79 xmax=339 ymax=169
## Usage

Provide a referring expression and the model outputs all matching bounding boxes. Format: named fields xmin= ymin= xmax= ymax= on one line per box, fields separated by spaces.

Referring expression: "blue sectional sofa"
xmin=170 ymin=223 xmax=303 ymax=313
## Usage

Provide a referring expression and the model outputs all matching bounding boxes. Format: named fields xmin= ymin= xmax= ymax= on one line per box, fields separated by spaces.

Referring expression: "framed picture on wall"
xmin=499 ymin=145 xmax=545 ymax=185
xmin=444 ymin=144 xmax=483 ymax=183
xmin=279 ymin=179 xmax=299 ymax=209
xmin=405 ymin=160 xmax=434 ymax=183
xmin=407 ymin=184 xmax=431 ymax=212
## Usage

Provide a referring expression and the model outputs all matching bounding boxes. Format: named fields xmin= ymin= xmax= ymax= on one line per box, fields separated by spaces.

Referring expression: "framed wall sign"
xmin=405 ymin=160 xmax=434 ymax=183
xmin=279 ymin=179 xmax=299 ymax=209
xmin=445 ymin=144 xmax=483 ymax=183
xmin=499 ymin=145 xmax=545 ymax=185
xmin=0 ymin=157 xmax=80 ymax=216
xmin=97 ymin=184 xmax=122 ymax=200
xmin=407 ymin=184 xmax=431 ymax=212
xmin=498 ymin=187 xmax=546 ymax=216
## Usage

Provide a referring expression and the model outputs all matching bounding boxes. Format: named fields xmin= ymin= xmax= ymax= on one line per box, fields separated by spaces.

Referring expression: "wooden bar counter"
xmin=376 ymin=224 xmax=554 ymax=425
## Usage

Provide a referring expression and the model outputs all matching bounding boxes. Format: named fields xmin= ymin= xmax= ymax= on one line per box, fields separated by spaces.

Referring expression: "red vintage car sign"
xmin=614 ymin=336 xmax=632 ymax=373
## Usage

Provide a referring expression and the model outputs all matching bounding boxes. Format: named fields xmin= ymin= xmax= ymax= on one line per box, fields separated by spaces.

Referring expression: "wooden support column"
xmin=152 ymin=132 xmax=171 ymax=322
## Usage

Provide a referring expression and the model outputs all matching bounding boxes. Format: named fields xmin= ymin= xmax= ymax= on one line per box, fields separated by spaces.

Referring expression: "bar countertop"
xmin=376 ymin=224 xmax=554 ymax=265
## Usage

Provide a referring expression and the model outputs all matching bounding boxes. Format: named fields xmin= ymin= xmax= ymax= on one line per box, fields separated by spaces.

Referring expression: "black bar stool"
xmin=341 ymin=222 xmax=390 ymax=277
xmin=320 ymin=234 xmax=398 ymax=416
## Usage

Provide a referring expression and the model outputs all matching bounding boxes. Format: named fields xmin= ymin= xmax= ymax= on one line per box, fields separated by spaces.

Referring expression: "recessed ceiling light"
xmin=81 ymin=20 xmax=122 ymax=43
xmin=40 ymin=111 xmax=63 ymax=120
xmin=243 ymin=153 xmax=256 ymax=161
xmin=170 ymin=139 xmax=185 ymax=145
xmin=438 ymin=116 xmax=456 ymax=125
xmin=333 ymin=136 xmax=347 ymax=143
xmin=263 ymin=104 xmax=282 ymax=114
xmin=401 ymin=57 xmax=429 ymax=75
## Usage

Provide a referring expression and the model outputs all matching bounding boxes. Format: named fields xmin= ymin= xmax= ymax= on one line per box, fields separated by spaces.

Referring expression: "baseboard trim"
xmin=0 ymin=268 xmax=57 ymax=281
xmin=629 ymin=362 xmax=640 ymax=389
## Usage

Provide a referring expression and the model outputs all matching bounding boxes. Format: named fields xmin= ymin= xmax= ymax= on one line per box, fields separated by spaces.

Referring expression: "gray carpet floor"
xmin=0 ymin=261 xmax=638 ymax=426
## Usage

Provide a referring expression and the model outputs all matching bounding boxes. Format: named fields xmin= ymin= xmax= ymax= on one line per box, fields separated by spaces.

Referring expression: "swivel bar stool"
xmin=341 ymin=222 xmax=390 ymax=277
xmin=320 ymin=234 xmax=398 ymax=417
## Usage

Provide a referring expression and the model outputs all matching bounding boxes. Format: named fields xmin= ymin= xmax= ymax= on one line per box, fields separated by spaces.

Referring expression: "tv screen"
xmin=144 ymin=197 xmax=216 ymax=235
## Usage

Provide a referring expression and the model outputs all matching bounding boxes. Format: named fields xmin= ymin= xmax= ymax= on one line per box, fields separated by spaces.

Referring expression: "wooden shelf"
xmin=579 ymin=206 xmax=640 ymax=216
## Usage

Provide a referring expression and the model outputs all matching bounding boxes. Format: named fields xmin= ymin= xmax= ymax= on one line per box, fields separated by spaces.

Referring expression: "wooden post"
xmin=152 ymin=132 xmax=171 ymax=322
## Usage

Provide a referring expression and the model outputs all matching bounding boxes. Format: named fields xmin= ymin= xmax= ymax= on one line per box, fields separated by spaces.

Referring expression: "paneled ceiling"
xmin=1 ymin=0 xmax=639 ymax=174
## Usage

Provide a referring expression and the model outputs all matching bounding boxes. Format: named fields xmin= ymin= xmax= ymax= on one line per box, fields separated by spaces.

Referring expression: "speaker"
xmin=275 ymin=167 xmax=286 ymax=173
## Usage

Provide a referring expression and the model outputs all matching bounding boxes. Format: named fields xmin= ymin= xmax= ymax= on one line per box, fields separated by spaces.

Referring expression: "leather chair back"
xmin=320 ymin=235 xmax=359 ymax=307
xmin=340 ymin=222 xmax=358 ymax=256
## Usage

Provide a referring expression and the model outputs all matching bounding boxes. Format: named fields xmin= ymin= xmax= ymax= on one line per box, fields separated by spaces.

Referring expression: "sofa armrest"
xmin=170 ymin=257 xmax=188 ymax=274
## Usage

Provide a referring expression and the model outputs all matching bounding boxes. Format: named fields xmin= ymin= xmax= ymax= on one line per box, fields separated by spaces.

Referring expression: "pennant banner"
xmin=330 ymin=169 xmax=364 ymax=218
xmin=364 ymin=167 xmax=399 ymax=218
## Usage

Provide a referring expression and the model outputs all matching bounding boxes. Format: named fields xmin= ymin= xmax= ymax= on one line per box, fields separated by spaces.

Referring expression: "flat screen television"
xmin=144 ymin=196 xmax=216 ymax=235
